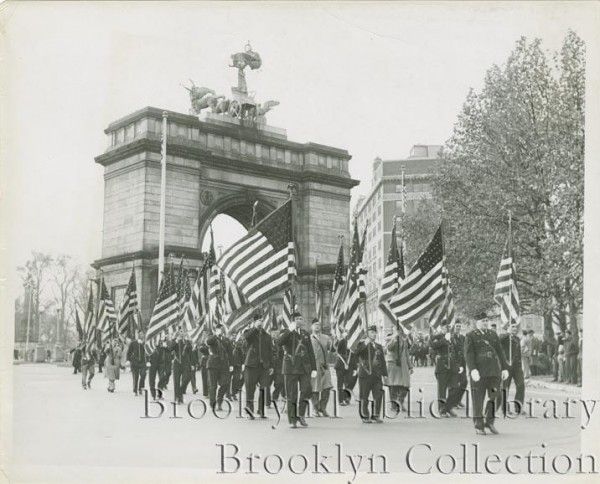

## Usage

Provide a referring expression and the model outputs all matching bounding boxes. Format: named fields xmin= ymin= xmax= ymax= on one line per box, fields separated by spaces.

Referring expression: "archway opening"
xmin=201 ymin=213 xmax=247 ymax=256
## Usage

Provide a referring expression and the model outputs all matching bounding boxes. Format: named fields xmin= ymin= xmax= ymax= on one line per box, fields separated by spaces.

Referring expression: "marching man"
xmin=464 ymin=312 xmax=509 ymax=435
xmin=279 ymin=311 xmax=317 ymax=428
xmin=309 ymin=318 xmax=334 ymax=417
xmin=354 ymin=325 xmax=388 ymax=424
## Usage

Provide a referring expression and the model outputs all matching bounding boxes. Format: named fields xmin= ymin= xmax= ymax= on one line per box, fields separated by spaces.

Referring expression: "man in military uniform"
xmin=243 ymin=311 xmax=273 ymax=418
xmin=429 ymin=321 xmax=459 ymax=417
xmin=464 ymin=313 xmax=509 ymax=434
xmin=170 ymin=330 xmax=194 ymax=404
xmin=270 ymin=327 xmax=285 ymax=403
xmin=148 ymin=338 xmax=167 ymax=400
xmin=80 ymin=346 xmax=97 ymax=390
xmin=334 ymin=329 xmax=355 ymax=406
xmin=354 ymin=325 xmax=388 ymax=423
xmin=205 ymin=323 xmax=233 ymax=410
xmin=127 ymin=331 xmax=147 ymax=396
xmin=230 ymin=335 xmax=245 ymax=401
xmin=497 ymin=321 xmax=524 ymax=415
xmin=448 ymin=320 xmax=467 ymax=408
xmin=279 ymin=311 xmax=317 ymax=428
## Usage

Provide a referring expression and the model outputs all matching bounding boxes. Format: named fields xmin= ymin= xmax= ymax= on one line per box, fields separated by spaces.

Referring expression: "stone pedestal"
xmin=34 ymin=345 xmax=47 ymax=363
xmin=53 ymin=345 xmax=65 ymax=362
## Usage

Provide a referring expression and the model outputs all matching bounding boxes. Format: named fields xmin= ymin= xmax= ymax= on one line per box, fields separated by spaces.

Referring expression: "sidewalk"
xmin=526 ymin=374 xmax=581 ymax=394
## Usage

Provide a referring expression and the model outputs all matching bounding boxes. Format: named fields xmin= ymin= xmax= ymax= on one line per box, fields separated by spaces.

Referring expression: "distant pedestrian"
xmin=520 ymin=331 xmax=532 ymax=379
xmin=105 ymin=339 xmax=122 ymax=393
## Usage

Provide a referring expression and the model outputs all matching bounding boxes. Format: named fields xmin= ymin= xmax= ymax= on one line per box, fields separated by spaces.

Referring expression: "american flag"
xmin=218 ymin=199 xmax=296 ymax=305
xmin=189 ymin=316 xmax=207 ymax=345
xmin=224 ymin=305 xmax=255 ymax=336
xmin=428 ymin=265 xmax=456 ymax=328
xmin=314 ymin=263 xmax=322 ymax=321
xmin=75 ymin=309 xmax=84 ymax=341
xmin=118 ymin=268 xmax=138 ymax=337
xmin=181 ymin=270 xmax=204 ymax=332
xmin=282 ymin=286 xmax=296 ymax=329
xmin=178 ymin=266 xmax=191 ymax=323
xmin=551 ymin=296 xmax=563 ymax=336
xmin=493 ymin=231 xmax=520 ymax=330
xmin=330 ymin=241 xmax=345 ymax=324
xmin=222 ymin=273 xmax=245 ymax=314
xmin=357 ymin=225 xmax=368 ymax=299
xmin=83 ymin=288 xmax=96 ymax=354
xmin=145 ymin=265 xmax=179 ymax=353
xmin=97 ymin=279 xmax=117 ymax=346
xmin=389 ymin=225 xmax=445 ymax=326
xmin=378 ymin=220 xmax=404 ymax=324
xmin=341 ymin=222 xmax=366 ymax=350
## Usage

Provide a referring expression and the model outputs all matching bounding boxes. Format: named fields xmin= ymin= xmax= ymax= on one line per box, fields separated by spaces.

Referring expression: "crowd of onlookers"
xmin=406 ymin=322 xmax=582 ymax=387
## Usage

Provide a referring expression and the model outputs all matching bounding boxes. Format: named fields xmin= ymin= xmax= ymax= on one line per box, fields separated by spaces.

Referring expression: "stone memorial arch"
xmin=93 ymin=106 xmax=358 ymax=326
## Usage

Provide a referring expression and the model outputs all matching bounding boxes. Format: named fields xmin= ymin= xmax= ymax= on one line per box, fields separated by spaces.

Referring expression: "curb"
xmin=526 ymin=378 xmax=581 ymax=395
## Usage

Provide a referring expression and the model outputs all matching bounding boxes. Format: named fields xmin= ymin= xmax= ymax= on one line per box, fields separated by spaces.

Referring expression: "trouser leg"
xmin=201 ymin=368 xmax=209 ymax=397
xmin=398 ymin=385 xmax=408 ymax=405
xmin=208 ymin=369 xmax=218 ymax=407
xmin=513 ymin=368 xmax=525 ymax=409
xmin=258 ymin=369 xmax=270 ymax=412
xmin=358 ymin=377 xmax=372 ymax=419
xmin=285 ymin=374 xmax=300 ymax=423
xmin=372 ymin=378 xmax=383 ymax=417
xmin=216 ymin=369 xmax=229 ymax=405
xmin=336 ymin=370 xmax=345 ymax=402
xmin=471 ymin=380 xmax=485 ymax=429
xmin=484 ymin=377 xmax=501 ymax=426
xmin=189 ymin=369 xmax=197 ymax=392
xmin=436 ymin=372 xmax=449 ymax=413
xmin=319 ymin=387 xmax=330 ymax=412
xmin=81 ymin=366 xmax=88 ymax=387
xmin=173 ymin=364 xmax=182 ymax=402
xmin=244 ymin=367 xmax=259 ymax=412
xmin=298 ymin=373 xmax=312 ymax=418
xmin=149 ymin=367 xmax=158 ymax=399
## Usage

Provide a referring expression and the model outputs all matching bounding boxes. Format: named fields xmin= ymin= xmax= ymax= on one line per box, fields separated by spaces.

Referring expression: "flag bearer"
xmin=243 ymin=311 xmax=273 ymax=418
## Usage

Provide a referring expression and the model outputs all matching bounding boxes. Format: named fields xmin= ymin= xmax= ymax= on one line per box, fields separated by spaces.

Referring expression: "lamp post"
xmin=24 ymin=278 xmax=33 ymax=361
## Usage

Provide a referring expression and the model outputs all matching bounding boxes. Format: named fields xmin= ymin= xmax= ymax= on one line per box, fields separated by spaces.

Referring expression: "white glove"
xmin=146 ymin=362 xmax=151 ymax=368
xmin=444 ymin=333 xmax=451 ymax=341
xmin=352 ymin=370 xmax=358 ymax=377
xmin=501 ymin=369 xmax=509 ymax=381
xmin=470 ymin=369 xmax=480 ymax=382
xmin=229 ymin=366 xmax=233 ymax=372
xmin=269 ymin=368 xmax=274 ymax=375
xmin=289 ymin=321 xmax=297 ymax=331
xmin=458 ymin=366 xmax=463 ymax=374
xmin=311 ymin=370 xmax=317 ymax=378
xmin=241 ymin=364 xmax=245 ymax=372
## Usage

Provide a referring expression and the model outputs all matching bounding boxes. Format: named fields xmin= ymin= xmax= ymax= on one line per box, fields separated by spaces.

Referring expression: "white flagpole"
xmin=158 ymin=112 xmax=168 ymax=287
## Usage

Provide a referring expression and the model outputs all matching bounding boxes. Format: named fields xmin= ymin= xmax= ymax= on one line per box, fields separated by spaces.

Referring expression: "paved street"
xmin=8 ymin=364 xmax=582 ymax=481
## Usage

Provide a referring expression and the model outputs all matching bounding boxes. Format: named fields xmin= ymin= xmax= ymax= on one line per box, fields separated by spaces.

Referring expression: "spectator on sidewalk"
xmin=521 ymin=330 xmax=533 ymax=379
xmin=564 ymin=330 xmax=579 ymax=384
xmin=557 ymin=345 xmax=566 ymax=382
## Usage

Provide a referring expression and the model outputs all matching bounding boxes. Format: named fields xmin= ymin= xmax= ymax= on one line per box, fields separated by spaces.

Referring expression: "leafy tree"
xmin=436 ymin=31 xmax=585 ymax=321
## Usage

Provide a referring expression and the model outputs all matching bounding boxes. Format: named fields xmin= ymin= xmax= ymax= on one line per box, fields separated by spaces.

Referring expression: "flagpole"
xmin=158 ymin=111 xmax=168 ymax=287
xmin=508 ymin=210 xmax=512 ymax=366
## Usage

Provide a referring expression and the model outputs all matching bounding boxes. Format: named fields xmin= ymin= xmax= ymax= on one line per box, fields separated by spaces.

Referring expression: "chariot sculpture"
xmin=183 ymin=42 xmax=279 ymax=125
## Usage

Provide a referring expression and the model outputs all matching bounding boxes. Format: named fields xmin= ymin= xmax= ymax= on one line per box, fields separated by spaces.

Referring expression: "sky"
xmin=1 ymin=2 xmax=597 ymax=275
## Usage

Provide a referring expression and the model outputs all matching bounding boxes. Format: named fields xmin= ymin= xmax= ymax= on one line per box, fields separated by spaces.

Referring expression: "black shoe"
xmin=82 ymin=385 xmax=87 ymax=390
xmin=456 ymin=402 xmax=465 ymax=408
xmin=446 ymin=409 xmax=458 ymax=417
xmin=362 ymin=418 xmax=372 ymax=424
xmin=485 ymin=423 xmax=499 ymax=434
xmin=290 ymin=421 xmax=298 ymax=429
xmin=339 ymin=401 xmax=347 ymax=406
xmin=321 ymin=410 xmax=330 ymax=417
xmin=247 ymin=413 xmax=255 ymax=420
xmin=475 ymin=428 xmax=486 ymax=435
xmin=193 ymin=389 xmax=199 ymax=394
xmin=259 ymin=415 xmax=268 ymax=419
xmin=372 ymin=417 xmax=383 ymax=423
xmin=134 ymin=391 xmax=138 ymax=396
xmin=298 ymin=417 xmax=308 ymax=427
